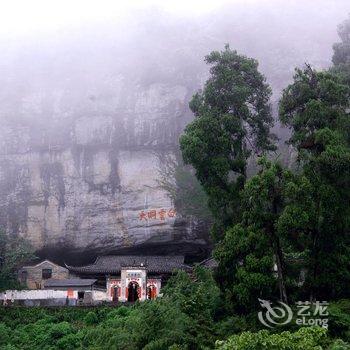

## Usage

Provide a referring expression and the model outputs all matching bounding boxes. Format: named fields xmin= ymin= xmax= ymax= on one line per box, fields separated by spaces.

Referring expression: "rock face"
xmin=1 ymin=1 xmax=341 ymax=263
xmin=0 ymin=78 xmax=211 ymax=264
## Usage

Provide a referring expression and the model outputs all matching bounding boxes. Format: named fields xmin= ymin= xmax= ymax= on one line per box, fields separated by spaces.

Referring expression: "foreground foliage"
xmin=0 ymin=267 xmax=222 ymax=350
xmin=1 ymin=301 xmax=350 ymax=350
xmin=215 ymin=327 xmax=350 ymax=350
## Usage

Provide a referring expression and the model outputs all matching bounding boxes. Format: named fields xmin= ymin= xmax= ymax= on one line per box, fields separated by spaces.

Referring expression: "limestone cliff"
xmin=0 ymin=79 xmax=211 ymax=263
xmin=0 ymin=2 xmax=342 ymax=263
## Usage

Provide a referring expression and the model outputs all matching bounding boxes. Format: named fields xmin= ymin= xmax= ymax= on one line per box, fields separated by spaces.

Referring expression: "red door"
xmin=112 ymin=286 xmax=119 ymax=302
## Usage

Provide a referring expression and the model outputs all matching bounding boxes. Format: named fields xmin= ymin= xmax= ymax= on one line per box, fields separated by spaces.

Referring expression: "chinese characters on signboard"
xmin=127 ymin=272 xmax=142 ymax=279
xmin=138 ymin=208 xmax=176 ymax=221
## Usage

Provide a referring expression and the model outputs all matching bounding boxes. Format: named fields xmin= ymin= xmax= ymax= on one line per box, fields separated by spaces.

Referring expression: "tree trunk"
xmin=275 ymin=242 xmax=288 ymax=304
xmin=270 ymin=191 xmax=288 ymax=304
xmin=310 ymin=197 xmax=322 ymax=302
xmin=268 ymin=228 xmax=288 ymax=304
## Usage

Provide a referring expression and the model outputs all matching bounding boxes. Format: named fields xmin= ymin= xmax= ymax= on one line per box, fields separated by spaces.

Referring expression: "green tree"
xmin=215 ymin=159 xmax=296 ymax=309
xmin=180 ymin=45 xmax=276 ymax=241
xmin=239 ymin=159 xmax=291 ymax=303
xmin=279 ymin=65 xmax=350 ymax=300
xmin=163 ymin=266 xmax=221 ymax=347
xmin=279 ymin=66 xmax=350 ymax=155
xmin=0 ymin=230 xmax=35 ymax=291
xmin=215 ymin=223 xmax=275 ymax=312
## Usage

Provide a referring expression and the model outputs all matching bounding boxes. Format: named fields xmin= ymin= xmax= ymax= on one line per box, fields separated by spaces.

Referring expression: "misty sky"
xmin=0 ymin=0 xmax=349 ymax=124
xmin=0 ymin=0 xmax=231 ymax=38
xmin=0 ymin=1 xmax=348 ymax=42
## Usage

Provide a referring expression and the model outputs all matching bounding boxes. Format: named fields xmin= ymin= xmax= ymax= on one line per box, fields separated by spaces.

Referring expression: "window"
xmin=77 ymin=291 xmax=85 ymax=305
xmin=20 ymin=270 xmax=28 ymax=283
xmin=42 ymin=268 xmax=52 ymax=279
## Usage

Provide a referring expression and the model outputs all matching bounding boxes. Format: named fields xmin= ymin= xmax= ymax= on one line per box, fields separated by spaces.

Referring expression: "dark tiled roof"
xmin=66 ymin=255 xmax=191 ymax=274
xmin=198 ymin=257 xmax=218 ymax=269
xmin=22 ymin=259 xmax=67 ymax=270
xmin=44 ymin=279 xmax=97 ymax=288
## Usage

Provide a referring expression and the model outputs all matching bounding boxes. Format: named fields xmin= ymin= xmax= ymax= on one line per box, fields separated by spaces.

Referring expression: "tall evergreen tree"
xmin=215 ymin=159 xmax=295 ymax=309
xmin=279 ymin=65 xmax=350 ymax=300
xmin=180 ymin=45 xmax=276 ymax=240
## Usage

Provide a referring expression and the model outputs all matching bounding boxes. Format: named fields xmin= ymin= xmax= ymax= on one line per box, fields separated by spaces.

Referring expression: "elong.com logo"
xmin=258 ymin=298 xmax=329 ymax=328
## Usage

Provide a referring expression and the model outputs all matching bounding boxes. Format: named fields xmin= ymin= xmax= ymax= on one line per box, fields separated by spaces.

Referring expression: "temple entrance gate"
xmin=127 ymin=281 xmax=140 ymax=302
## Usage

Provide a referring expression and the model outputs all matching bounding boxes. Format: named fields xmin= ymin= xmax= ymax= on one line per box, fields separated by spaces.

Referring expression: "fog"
xmin=0 ymin=0 xmax=349 ymax=126
xmin=0 ymin=0 xmax=349 ymax=259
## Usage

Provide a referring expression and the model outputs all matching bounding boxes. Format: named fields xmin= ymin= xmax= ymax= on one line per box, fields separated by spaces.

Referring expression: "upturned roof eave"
xmin=67 ymin=266 xmax=192 ymax=275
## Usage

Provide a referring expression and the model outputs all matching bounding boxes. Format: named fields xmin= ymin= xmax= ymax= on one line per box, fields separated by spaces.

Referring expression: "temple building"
xmin=12 ymin=255 xmax=216 ymax=305
xmin=66 ymin=255 xmax=192 ymax=302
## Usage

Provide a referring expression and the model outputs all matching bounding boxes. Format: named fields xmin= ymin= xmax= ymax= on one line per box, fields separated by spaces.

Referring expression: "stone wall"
xmin=19 ymin=260 xmax=69 ymax=289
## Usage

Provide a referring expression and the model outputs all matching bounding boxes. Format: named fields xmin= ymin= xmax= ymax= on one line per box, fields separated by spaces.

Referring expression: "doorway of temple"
xmin=147 ymin=285 xmax=157 ymax=300
xmin=127 ymin=281 xmax=140 ymax=302
xmin=112 ymin=286 xmax=119 ymax=302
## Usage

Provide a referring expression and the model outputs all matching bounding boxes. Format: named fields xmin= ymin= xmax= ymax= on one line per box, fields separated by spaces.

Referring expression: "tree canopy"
xmin=180 ymin=44 xmax=276 ymax=240
xmin=0 ymin=230 xmax=34 ymax=291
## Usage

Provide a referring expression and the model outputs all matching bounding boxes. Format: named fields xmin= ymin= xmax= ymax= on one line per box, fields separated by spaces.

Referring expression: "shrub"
xmin=84 ymin=311 xmax=98 ymax=326
xmin=215 ymin=327 xmax=328 ymax=350
xmin=328 ymin=300 xmax=350 ymax=342
xmin=329 ymin=339 xmax=350 ymax=350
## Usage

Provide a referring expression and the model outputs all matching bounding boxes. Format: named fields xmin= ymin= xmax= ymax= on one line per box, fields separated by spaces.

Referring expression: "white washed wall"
xmin=92 ymin=290 xmax=108 ymax=301
xmin=0 ymin=289 xmax=108 ymax=301
xmin=0 ymin=290 xmax=67 ymax=300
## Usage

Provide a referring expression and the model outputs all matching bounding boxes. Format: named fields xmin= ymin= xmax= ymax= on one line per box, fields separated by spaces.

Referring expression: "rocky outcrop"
xmin=0 ymin=80 xmax=211 ymax=263
xmin=0 ymin=1 xmax=339 ymax=263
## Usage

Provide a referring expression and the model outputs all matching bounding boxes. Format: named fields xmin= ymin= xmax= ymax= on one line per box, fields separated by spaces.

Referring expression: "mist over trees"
xmin=179 ymin=9 xmax=350 ymax=337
